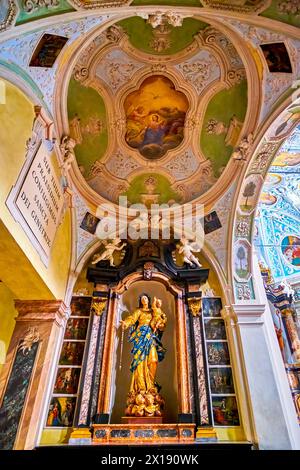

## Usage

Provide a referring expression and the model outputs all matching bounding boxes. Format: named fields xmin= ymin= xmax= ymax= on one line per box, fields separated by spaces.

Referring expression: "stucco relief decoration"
xmin=0 ymin=0 xmax=17 ymax=32
xmin=68 ymin=0 xmax=132 ymax=8
xmin=64 ymin=17 xmax=248 ymax=207
xmin=200 ymin=0 xmax=271 ymax=13
xmin=22 ymin=0 xmax=60 ymax=13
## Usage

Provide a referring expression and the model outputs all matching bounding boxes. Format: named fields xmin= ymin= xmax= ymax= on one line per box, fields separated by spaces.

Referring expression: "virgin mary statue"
xmin=120 ymin=293 xmax=167 ymax=417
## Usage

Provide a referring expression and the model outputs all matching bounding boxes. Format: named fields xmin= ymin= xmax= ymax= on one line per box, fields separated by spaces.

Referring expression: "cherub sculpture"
xmin=92 ymin=238 xmax=126 ymax=267
xmin=176 ymin=237 xmax=202 ymax=268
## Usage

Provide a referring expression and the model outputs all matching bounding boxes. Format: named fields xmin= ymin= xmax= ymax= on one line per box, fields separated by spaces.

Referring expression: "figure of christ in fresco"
xmin=120 ymin=294 xmax=167 ymax=417
xmin=124 ymin=76 xmax=188 ymax=160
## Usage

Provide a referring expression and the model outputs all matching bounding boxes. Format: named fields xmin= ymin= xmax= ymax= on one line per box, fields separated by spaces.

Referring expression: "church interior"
xmin=1 ymin=0 xmax=300 ymax=452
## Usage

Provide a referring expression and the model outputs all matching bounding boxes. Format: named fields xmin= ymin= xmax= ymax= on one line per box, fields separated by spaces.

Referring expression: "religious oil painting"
xmin=64 ymin=318 xmax=89 ymax=340
xmin=212 ymin=396 xmax=240 ymax=427
xmin=209 ymin=367 xmax=234 ymax=394
xmin=59 ymin=341 xmax=85 ymax=366
xmin=70 ymin=296 xmax=92 ymax=316
xmin=46 ymin=397 xmax=76 ymax=427
xmin=204 ymin=211 xmax=222 ymax=235
xmin=207 ymin=341 xmax=230 ymax=365
xmin=80 ymin=211 xmax=100 ymax=235
xmin=53 ymin=368 xmax=81 ymax=395
xmin=260 ymin=43 xmax=292 ymax=74
xmin=204 ymin=318 xmax=226 ymax=340
xmin=124 ymin=75 xmax=188 ymax=160
xmin=29 ymin=33 xmax=68 ymax=68
xmin=281 ymin=236 xmax=300 ymax=267
xmin=202 ymin=298 xmax=222 ymax=317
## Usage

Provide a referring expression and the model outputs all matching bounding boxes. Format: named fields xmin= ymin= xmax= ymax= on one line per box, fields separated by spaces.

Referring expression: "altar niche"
xmin=111 ymin=280 xmax=178 ymax=424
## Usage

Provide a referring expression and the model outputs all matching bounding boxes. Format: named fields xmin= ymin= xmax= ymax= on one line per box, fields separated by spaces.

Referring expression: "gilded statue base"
xmin=122 ymin=416 xmax=163 ymax=424
xmin=93 ymin=423 xmax=195 ymax=444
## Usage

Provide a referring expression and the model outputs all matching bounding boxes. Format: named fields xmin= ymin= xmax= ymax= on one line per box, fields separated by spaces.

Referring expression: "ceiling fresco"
xmin=256 ymin=125 xmax=300 ymax=282
xmin=66 ymin=17 xmax=248 ymax=204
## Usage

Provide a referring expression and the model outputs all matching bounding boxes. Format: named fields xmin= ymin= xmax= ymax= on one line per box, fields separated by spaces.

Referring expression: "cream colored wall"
xmin=0 ymin=282 xmax=17 ymax=375
xmin=0 ymin=79 xmax=71 ymax=300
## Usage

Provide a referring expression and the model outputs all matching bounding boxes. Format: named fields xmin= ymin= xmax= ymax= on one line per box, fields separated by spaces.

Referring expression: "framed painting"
xmin=212 ymin=396 xmax=240 ymax=427
xmin=59 ymin=341 xmax=85 ymax=366
xmin=207 ymin=342 xmax=230 ymax=365
xmin=204 ymin=319 xmax=226 ymax=340
xmin=46 ymin=397 xmax=76 ymax=427
xmin=260 ymin=43 xmax=292 ymax=74
xmin=29 ymin=34 xmax=68 ymax=68
xmin=80 ymin=212 xmax=100 ymax=235
xmin=70 ymin=297 xmax=92 ymax=316
xmin=202 ymin=298 xmax=222 ymax=317
xmin=64 ymin=318 xmax=89 ymax=340
xmin=209 ymin=367 xmax=234 ymax=394
xmin=53 ymin=367 xmax=81 ymax=395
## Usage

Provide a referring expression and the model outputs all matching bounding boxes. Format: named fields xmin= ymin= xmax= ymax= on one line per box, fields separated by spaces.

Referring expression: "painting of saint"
xmin=204 ymin=319 xmax=227 ymax=340
xmin=70 ymin=297 xmax=92 ymax=316
xmin=53 ymin=368 xmax=81 ymax=394
xmin=46 ymin=397 xmax=76 ymax=427
xmin=207 ymin=342 xmax=230 ymax=365
xmin=260 ymin=43 xmax=292 ymax=74
xmin=124 ymin=76 xmax=188 ymax=160
xmin=209 ymin=367 xmax=234 ymax=394
xmin=80 ymin=211 xmax=100 ymax=234
xmin=64 ymin=318 xmax=89 ymax=340
xmin=59 ymin=341 xmax=85 ymax=366
xmin=212 ymin=396 xmax=240 ymax=426
xmin=203 ymin=298 xmax=222 ymax=317
xmin=29 ymin=34 xmax=68 ymax=68
xmin=282 ymin=236 xmax=300 ymax=267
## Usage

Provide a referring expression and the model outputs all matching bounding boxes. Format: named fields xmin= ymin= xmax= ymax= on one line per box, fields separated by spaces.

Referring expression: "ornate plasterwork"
xmin=164 ymin=149 xmax=199 ymax=181
xmin=0 ymin=15 xmax=110 ymax=111
xmin=105 ymin=150 xmax=141 ymax=179
xmin=22 ymin=0 xmax=60 ymax=13
xmin=200 ymin=0 xmax=271 ymax=14
xmin=175 ymin=50 xmax=220 ymax=95
xmin=67 ymin=23 xmax=248 ymax=205
xmin=226 ymin=20 xmax=300 ymax=123
xmin=95 ymin=49 xmax=144 ymax=92
xmin=73 ymin=191 xmax=97 ymax=260
xmin=206 ymin=182 xmax=236 ymax=273
xmin=68 ymin=0 xmax=132 ymax=8
xmin=0 ymin=0 xmax=17 ymax=32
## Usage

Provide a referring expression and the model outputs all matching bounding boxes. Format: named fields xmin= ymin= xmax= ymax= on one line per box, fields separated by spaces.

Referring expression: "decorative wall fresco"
xmin=68 ymin=78 xmax=108 ymax=176
xmin=207 ymin=342 xmax=230 ymax=365
xmin=204 ymin=318 xmax=226 ymax=340
xmin=53 ymin=367 xmax=81 ymax=394
xmin=124 ymin=173 xmax=182 ymax=206
xmin=234 ymin=239 xmax=251 ymax=282
xmin=124 ymin=76 xmax=188 ymax=160
xmin=255 ymin=125 xmax=300 ymax=282
xmin=209 ymin=367 xmax=234 ymax=393
xmin=117 ymin=17 xmax=208 ymax=56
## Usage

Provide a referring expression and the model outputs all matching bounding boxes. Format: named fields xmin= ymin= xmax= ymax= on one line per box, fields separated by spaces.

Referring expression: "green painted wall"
xmin=16 ymin=0 xmax=74 ymax=25
xmin=201 ymin=80 xmax=248 ymax=177
xmin=261 ymin=1 xmax=300 ymax=28
xmin=124 ymin=173 xmax=181 ymax=204
xmin=118 ymin=17 xmax=208 ymax=55
xmin=67 ymin=78 xmax=108 ymax=175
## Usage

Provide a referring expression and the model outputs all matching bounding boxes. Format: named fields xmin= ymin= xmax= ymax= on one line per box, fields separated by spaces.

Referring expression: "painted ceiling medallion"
xmin=124 ymin=75 xmax=188 ymax=160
